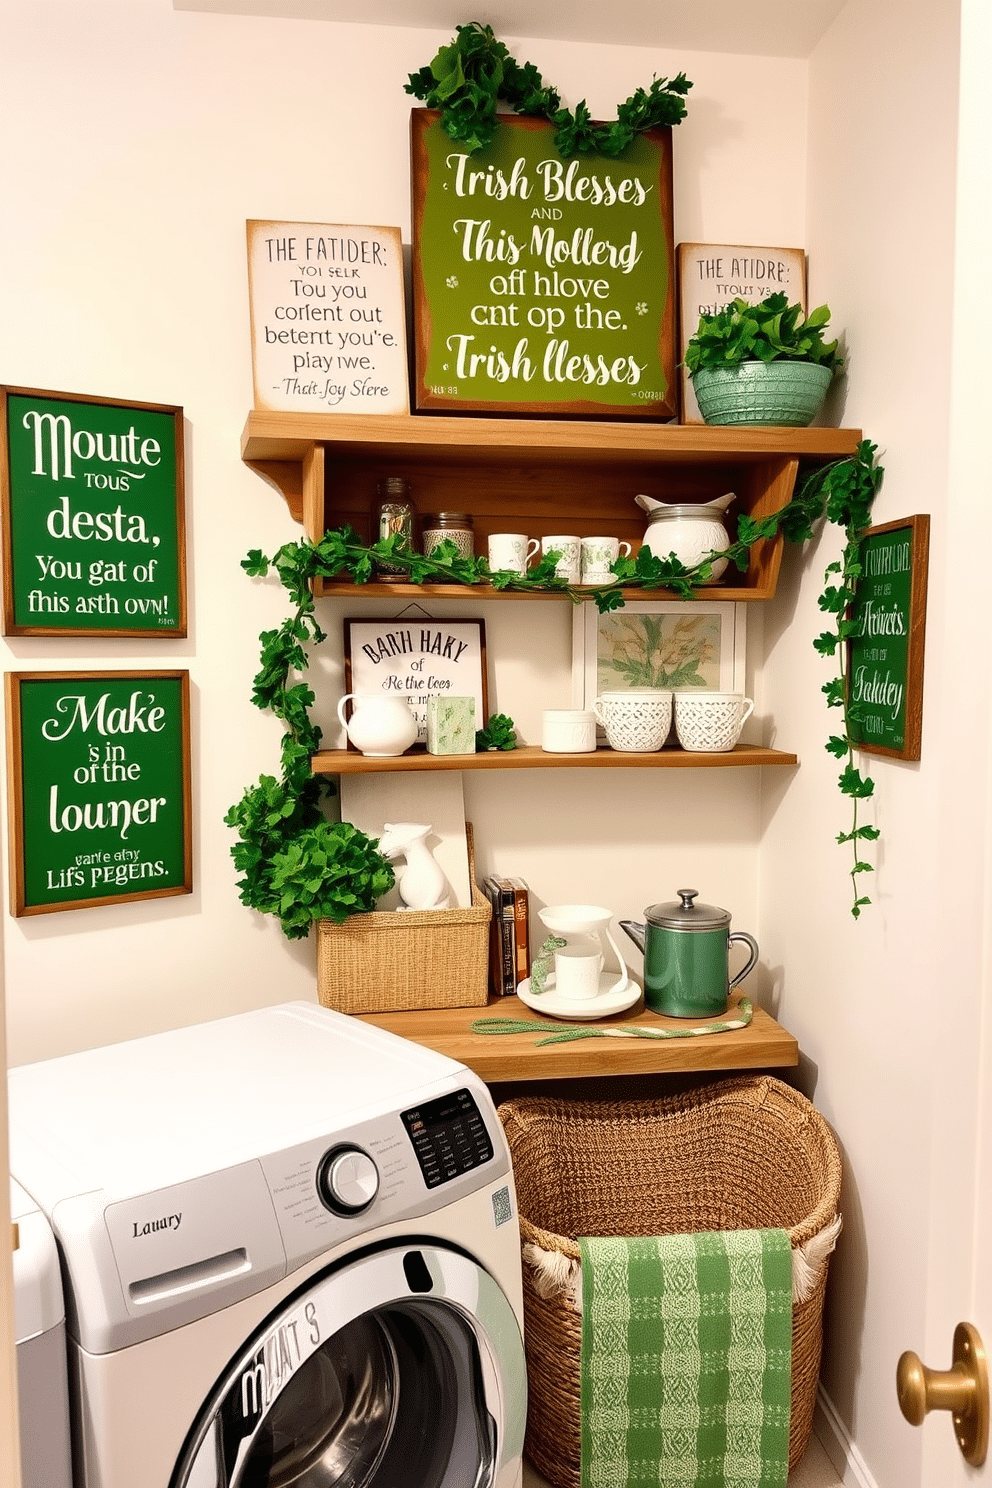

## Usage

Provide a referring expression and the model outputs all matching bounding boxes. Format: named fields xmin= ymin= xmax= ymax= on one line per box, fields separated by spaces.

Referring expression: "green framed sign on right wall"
xmin=846 ymin=514 xmax=930 ymax=760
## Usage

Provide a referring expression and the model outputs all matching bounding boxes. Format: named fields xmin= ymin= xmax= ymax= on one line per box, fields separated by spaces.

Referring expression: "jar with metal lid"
xmin=371 ymin=477 xmax=416 ymax=579
xmin=642 ymin=501 xmax=731 ymax=583
xmin=421 ymin=512 xmax=475 ymax=563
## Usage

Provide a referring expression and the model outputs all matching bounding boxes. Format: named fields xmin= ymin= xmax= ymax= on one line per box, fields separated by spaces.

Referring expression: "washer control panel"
xmin=401 ymin=1087 xmax=494 ymax=1188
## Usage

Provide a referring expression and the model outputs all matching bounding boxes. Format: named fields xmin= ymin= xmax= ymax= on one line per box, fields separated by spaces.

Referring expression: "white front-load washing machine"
xmin=7 ymin=1001 xmax=527 ymax=1488
xmin=10 ymin=1177 xmax=73 ymax=1488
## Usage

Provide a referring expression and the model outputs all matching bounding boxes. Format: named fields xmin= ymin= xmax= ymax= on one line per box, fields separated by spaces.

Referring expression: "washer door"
xmin=171 ymin=1243 xmax=525 ymax=1488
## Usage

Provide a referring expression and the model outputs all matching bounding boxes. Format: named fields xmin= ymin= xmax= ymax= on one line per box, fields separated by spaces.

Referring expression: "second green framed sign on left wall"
xmin=1 ymin=386 xmax=187 ymax=636
xmin=5 ymin=670 xmax=192 ymax=916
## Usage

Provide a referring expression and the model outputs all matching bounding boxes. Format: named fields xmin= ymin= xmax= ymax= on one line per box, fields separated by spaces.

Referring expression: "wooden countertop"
xmin=353 ymin=992 xmax=798 ymax=1083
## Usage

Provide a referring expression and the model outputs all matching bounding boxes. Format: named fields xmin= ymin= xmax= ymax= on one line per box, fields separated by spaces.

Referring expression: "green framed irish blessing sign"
xmin=411 ymin=110 xmax=677 ymax=419
xmin=1 ymin=386 xmax=186 ymax=636
xmin=846 ymin=515 xmax=930 ymax=760
xmin=5 ymin=670 xmax=192 ymax=916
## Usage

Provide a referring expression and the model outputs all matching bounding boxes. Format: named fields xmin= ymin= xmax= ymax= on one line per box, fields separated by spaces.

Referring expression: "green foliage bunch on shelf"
xmin=405 ymin=21 xmax=692 ymax=156
xmin=683 ymin=292 xmax=843 ymax=376
xmin=224 ymin=539 xmax=394 ymax=941
xmin=228 ymin=440 xmax=884 ymax=933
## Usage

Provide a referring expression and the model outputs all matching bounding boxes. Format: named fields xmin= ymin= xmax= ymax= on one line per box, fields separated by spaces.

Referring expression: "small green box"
xmin=427 ymin=695 xmax=476 ymax=755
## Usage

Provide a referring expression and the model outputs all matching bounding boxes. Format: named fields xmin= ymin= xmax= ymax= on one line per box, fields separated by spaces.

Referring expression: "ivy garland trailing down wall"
xmin=225 ymin=442 xmax=884 ymax=937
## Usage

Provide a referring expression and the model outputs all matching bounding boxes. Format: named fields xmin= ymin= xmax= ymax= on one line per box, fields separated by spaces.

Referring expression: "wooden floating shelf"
xmin=242 ymin=411 xmax=863 ymax=604
xmin=353 ymin=994 xmax=799 ymax=1083
xmin=241 ymin=410 xmax=862 ymax=469
xmin=311 ymin=744 xmax=799 ymax=774
xmin=308 ymin=580 xmax=762 ymax=603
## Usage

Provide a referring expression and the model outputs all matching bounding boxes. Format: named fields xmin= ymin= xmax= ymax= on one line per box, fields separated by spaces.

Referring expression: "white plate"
xmin=516 ymin=972 xmax=642 ymax=1021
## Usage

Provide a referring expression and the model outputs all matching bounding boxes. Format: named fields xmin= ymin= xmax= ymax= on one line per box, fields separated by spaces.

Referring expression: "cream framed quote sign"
xmin=343 ymin=617 xmax=488 ymax=747
xmin=246 ymin=220 xmax=410 ymax=415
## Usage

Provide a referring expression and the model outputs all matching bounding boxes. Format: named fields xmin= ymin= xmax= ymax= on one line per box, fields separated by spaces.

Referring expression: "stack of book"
xmin=482 ymin=876 xmax=530 ymax=996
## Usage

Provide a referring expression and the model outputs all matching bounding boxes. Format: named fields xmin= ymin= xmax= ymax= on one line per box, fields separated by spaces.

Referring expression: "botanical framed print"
xmin=5 ymin=670 xmax=192 ymax=916
xmin=343 ymin=616 xmax=488 ymax=747
xmin=572 ymin=600 xmax=746 ymax=714
xmin=1 ymin=386 xmax=186 ymax=636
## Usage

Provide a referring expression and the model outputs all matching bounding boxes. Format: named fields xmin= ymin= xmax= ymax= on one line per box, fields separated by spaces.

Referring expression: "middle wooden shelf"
xmin=241 ymin=410 xmax=865 ymax=603
xmin=311 ymin=743 xmax=798 ymax=774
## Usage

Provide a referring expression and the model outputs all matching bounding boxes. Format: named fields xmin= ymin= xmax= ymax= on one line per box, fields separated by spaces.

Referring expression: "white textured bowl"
xmin=594 ymin=689 xmax=673 ymax=752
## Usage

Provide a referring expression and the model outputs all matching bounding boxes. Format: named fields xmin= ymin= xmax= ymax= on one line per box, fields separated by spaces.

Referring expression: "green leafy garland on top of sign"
xmin=227 ymin=441 xmax=885 ymax=935
xmin=405 ymin=21 xmax=692 ymax=155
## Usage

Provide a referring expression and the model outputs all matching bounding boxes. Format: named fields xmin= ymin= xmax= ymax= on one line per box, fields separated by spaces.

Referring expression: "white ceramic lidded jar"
xmin=336 ymin=693 xmax=419 ymax=757
xmin=642 ymin=502 xmax=731 ymax=583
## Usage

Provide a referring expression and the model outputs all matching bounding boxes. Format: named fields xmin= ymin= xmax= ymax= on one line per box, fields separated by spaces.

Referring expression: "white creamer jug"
xmin=641 ymin=500 xmax=732 ymax=583
xmin=336 ymin=693 xmax=419 ymax=756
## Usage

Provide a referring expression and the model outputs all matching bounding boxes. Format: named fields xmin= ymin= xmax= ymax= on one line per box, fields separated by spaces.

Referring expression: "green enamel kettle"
xmin=620 ymin=888 xmax=758 ymax=1018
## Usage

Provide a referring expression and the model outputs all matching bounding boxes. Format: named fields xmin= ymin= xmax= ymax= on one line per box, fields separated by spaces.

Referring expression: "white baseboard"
xmin=815 ymin=1386 xmax=879 ymax=1488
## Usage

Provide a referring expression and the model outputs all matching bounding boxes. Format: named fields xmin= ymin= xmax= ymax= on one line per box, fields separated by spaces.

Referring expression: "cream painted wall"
xmin=760 ymin=1 xmax=967 ymax=1484
xmin=0 ymin=2 xmax=807 ymax=1065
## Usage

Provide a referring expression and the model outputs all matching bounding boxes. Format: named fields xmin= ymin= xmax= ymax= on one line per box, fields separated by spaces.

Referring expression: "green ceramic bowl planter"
xmin=684 ymin=293 xmax=843 ymax=428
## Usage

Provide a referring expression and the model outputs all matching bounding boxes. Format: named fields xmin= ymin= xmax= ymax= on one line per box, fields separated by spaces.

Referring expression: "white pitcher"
xmin=336 ymin=693 xmax=418 ymax=757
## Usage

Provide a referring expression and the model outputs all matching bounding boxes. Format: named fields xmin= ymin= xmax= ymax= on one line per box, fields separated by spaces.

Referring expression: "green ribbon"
xmin=470 ymin=998 xmax=753 ymax=1045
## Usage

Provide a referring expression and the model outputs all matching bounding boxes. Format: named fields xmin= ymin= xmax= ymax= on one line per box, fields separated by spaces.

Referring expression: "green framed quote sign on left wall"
xmin=5 ymin=670 xmax=193 ymax=917
xmin=1 ymin=386 xmax=187 ymax=636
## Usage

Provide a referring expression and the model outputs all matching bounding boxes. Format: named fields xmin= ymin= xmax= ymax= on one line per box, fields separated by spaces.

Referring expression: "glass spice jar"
xmin=421 ymin=512 xmax=475 ymax=563
xmin=371 ymin=476 xmax=415 ymax=579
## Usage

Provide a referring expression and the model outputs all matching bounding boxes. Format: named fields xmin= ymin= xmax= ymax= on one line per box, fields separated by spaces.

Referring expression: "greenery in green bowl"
xmin=684 ymin=292 xmax=842 ymax=377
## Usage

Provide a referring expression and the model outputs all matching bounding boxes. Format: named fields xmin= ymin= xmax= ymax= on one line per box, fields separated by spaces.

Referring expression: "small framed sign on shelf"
xmin=343 ymin=616 xmax=488 ymax=747
xmin=411 ymin=110 xmax=677 ymax=420
xmin=5 ymin=670 xmax=193 ymax=917
xmin=846 ymin=514 xmax=930 ymax=760
xmin=572 ymin=600 xmax=746 ymax=715
xmin=1 ymin=387 xmax=186 ymax=637
xmin=246 ymin=219 xmax=410 ymax=415
xmin=676 ymin=244 xmax=806 ymax=422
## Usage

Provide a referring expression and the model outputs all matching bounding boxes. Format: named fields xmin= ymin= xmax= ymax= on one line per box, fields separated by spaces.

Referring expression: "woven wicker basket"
xmin=316 ymin=824 xmax=490 ymax=1015
xmin=498 ymin=1076 xmax=842 ymax=1485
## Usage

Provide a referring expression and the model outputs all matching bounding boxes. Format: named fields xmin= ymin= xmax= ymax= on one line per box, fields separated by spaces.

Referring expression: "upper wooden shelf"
xmin=353 ymin=993 xmax=798 ymax=1083
xmin=312 ymin=743 xmax=798 ymax=774
xmin=241 ymin=411 xmax=863 ymax=602
xmin=241 ymin=410 xmax=861 ymax=468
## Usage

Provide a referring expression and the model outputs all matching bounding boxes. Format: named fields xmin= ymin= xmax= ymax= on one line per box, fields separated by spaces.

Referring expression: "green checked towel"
xmin=579 ymin=1229 xmax=792 ymax=1488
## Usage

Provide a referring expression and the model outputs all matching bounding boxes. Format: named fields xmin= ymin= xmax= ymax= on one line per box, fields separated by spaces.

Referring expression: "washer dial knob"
xmin=317 ymin=1146 xmax=380 ymax=1214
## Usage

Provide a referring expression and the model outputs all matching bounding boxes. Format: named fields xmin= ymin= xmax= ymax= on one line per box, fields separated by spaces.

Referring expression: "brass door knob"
xmin=897 ymin=1322 xmax=989 ymax=1467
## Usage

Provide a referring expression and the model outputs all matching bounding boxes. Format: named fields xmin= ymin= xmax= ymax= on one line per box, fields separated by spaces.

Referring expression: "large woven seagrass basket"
xmin=498 ymin=1076 xmax=842 ymax=1486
